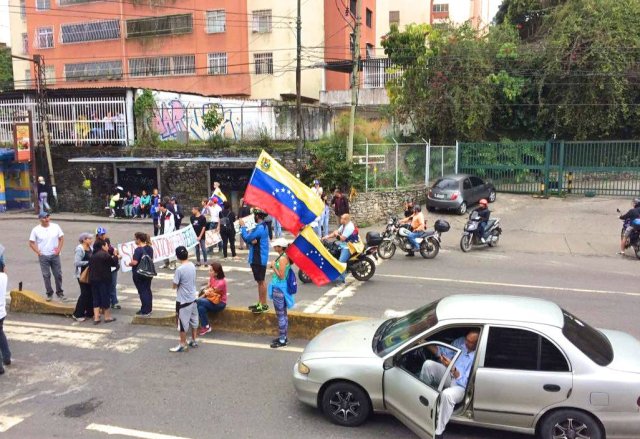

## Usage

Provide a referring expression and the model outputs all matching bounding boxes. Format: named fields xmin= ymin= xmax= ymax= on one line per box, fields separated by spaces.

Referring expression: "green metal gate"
xmin=459 ymin=140 xmax=640 ymax=196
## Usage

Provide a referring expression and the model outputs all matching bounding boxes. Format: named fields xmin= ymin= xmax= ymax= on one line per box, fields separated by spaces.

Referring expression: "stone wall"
xmin=349 ymin=186 xmax=427 ymax=226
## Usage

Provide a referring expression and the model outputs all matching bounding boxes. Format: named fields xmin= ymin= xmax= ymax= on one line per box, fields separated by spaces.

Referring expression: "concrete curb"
xmin=9 ymin=290 xmax=364 ymax=340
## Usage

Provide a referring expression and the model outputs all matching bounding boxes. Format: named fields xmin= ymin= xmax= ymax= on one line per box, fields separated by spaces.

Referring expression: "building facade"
xmin=9 ymin=0 xmax=31 ymax=89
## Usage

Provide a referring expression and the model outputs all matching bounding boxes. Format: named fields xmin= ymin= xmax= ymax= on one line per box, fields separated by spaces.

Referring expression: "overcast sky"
xmin=0 ymin=1 xmax=10 ymax=46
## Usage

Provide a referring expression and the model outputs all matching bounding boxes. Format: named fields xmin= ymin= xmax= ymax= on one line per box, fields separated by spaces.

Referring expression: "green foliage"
xmin=0 ymin=48 xmax=13 ymax=92
xmin=134 ymin=89 xmax=156 ymax=145
xmin=305 ymin=136 xmax=364 ymax=192
xmin=202 ymin=106 xmax=223 ymax=134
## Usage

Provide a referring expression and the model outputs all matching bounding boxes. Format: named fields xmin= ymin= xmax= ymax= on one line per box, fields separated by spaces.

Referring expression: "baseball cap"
xmin=38 ymin=212 xmax=50 ymax=219
xmin=96 ymin=226 xmax=107 ymax=235
xmin=271 ymin=238 xmax=290 ymax=248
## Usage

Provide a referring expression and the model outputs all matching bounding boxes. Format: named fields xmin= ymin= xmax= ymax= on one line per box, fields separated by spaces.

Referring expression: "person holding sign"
xmin=240 ymin=210 xmax=270 ymax=314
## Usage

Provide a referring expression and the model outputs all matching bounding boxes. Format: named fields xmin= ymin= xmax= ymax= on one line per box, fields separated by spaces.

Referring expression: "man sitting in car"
xmin=420 ymin=329 xmax=480 ymax=439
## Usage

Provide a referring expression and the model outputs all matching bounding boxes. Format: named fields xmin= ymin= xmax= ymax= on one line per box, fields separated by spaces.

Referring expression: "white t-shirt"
xmin=29 ymin=223 xmax=64 ymax=256
xmin=0 ymin=272 xmax=7 ymax=320
xmin=209 ymin=204 xmax=222 ymax=223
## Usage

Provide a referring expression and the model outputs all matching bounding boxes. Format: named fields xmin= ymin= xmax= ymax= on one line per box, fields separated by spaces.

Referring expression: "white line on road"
xmin=0 ymin=415 xmax=25 ymax=433
xmin=378 ymin=274 xmax=640 ymax=297
xmin=144 ymin=333 xmax=304 ymax=353
xmin=86 ymin=423 xmax=191 ymax=439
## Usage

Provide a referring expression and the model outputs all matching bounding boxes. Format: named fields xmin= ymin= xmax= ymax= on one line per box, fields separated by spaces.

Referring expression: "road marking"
xmin=144 ymin=333 xmax=304 ymax=353
xmin=86 ymin=423 xmax=191 ymax=439
xmin=378 ymin=274 xmax=640 ymax=297
xmin=0 ymin=415 xmax=24 ymax=433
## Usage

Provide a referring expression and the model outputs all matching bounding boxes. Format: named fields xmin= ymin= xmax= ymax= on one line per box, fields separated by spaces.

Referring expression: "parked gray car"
xmin=293 ymin=295 xmax=640 ymax=439
xmin=427 ymin=174 xmax=496 ymax=214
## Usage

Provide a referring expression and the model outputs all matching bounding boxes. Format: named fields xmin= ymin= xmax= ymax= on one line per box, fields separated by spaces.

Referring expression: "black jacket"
xmin=620 ymin=208 xmax=640 ymax=221
xmin=88 ymin=250 xmax=119 ymax=284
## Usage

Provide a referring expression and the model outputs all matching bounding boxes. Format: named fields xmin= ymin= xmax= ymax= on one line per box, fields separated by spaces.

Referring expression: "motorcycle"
xmin=377 ymin=217 xmax=450 ymax=259
xmin=617 ymin=209 xmax=640 ymax=259
xmin=298 ymin=237 xmax=378 ymax=284
xmin=460 ymin=210 xmax=502 ymax=252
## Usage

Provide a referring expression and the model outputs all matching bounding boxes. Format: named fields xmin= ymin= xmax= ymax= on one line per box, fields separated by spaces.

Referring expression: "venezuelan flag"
xmin=286 ymin=226 xmax=346 ymax=286
xmin=244 ymin=151 xmax=324 ymax=233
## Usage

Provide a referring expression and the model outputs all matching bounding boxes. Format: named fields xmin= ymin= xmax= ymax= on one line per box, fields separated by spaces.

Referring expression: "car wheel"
xmin=321 ymin=381 xmax=371 ymax=427
xmin=488 ymin=189 xmax=497 ymax=203
xmin=538 ymin=409 xmax=603 ymax=439
xmin=457 ymin=202 xmax=467 ymax=215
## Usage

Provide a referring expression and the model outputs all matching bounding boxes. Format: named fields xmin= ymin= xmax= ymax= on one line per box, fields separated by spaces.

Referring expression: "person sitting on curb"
xmin=196 ymin=262 xmax=227 ymax=336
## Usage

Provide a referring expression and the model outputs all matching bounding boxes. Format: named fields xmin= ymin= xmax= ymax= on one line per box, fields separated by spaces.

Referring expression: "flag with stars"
xmin=286 ymin=226 xmax=346 ymax=286
xmin=244 ymin=150 xmax=324 ymax=233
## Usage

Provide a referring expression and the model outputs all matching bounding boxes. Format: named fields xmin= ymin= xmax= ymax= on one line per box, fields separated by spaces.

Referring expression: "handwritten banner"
xmin=203 ymin=215 xmax=256 ymax=249
xmin=118 ymin=225 xmax=198 ymax=272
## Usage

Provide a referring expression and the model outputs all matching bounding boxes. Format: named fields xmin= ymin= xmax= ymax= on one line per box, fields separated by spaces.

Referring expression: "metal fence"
xmin=0 ymin=96 xmax=130 ymax=146
xmin=458 ymin=140 xmax=640 ymax=196
xmin=354 ymin=140 xmax=458 ymax=192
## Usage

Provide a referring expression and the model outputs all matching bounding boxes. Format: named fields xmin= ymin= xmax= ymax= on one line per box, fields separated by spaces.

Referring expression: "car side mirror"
xmin=383 ymin=356 xmax=395 ymax=370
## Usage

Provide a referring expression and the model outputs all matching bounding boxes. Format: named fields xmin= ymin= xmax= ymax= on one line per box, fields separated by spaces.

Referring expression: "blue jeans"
xmin=273 ymin=219 xmax=283 ymax=239
xmin=478 ymin=221 xmax=488 ymax=239
xmin=0 ymin=317 xmax=11 ymax=365
xmin=337 ymin=246 xmax=351 ymax=282
xmin=194 ymin=238 xmax=208 ymax=263
xmin=197 ymin=298 xmax=226 ymax=327
xmin=408 ymin=231 xmax=422 ymax=250
xmin=321 ymin=209 xmax=330 ymax=236
xmin=133 ymin=273 xmax=153 ymax=314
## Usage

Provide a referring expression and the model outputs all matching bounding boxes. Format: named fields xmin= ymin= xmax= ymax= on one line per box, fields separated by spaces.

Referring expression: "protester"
xmin=273 ymin=217 xmax=283 ymax=239
xmin=88 ymin=239 xmax=119 ymax=324
xmin=240 ymin=210 xmax=270 ymax=314
xmin=190 ymin=206 xmax=208 ymax=266
xmin=72 ymin=233 xmax=94 ymax=322
xmin=139 ymin=190 xmax=151 ymax=219
xmin=268 ymin=238 xmax=294 ymax=348
xmin=196 ymin=262 xmax=227 ymax=336
xmin=207 ymin=197 xmax=223 ymax=253
xmin=238 ymin=199 xmax=251 ymax=250
xmin=123 ymin=191 xmax=134 ymax=217
xmin=0 ymin=258 xmax=11 ymax=375
xmin=132 ymin=194 xmax=141 ymax=218
xmin=323 ymin=213 xmax=358 ymax=284
xmin=211 ymin=181 xmax=227 ymax=203
xmin=159 ymin=202 xmax=176 ymax=269
xmin=95 ymin=227 xmax=121 ymax=310
xmin=331 ymin=188 xmax=350 ymax=221
xmin=264 ymin=214 xmax=274 ymax=240
xmin=150 ymin=189 xmax=161 ymax=236
xmin=404 ymin=198 xmax=415 ymax=218
xmin=128 ymin=232 xmax=154 ymax=316
xmin=37 ymin=175 xmax=50 ymax=215
xmin=28 ymin=212 xmax=66 ymax=301
xmin=219 ymin=202 xmax=237 ymax=259
xmin=171 ymin=246 xmax=199 ymax=352
xmin=320 ymin=193 xmax=331 ymax=236
xmin=170 ymin=197 xmax=184 ymax=229
xmin=311 ymin=179 xmax=323 ymax=197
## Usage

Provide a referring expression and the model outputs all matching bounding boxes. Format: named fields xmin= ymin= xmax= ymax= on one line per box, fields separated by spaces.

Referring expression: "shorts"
xmin=624 ymin=226 xmax=636 ymax=238
xmin=176 ymin=301 xmax=199 ymax=333
xmin=251 ymin=264 xmax=267 ymax=282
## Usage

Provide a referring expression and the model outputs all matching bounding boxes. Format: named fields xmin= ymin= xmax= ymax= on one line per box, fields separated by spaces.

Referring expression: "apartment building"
xmin=9 ymin=0 xmax=31 ymax=89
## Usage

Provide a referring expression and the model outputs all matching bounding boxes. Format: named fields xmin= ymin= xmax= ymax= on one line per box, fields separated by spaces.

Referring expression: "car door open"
xmin=383 ymin=341 xmax=461 ymax=439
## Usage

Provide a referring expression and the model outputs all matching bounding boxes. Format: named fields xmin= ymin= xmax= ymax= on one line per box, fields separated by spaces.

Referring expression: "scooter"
xmin=617 ymin=209 xmax=640 ymax=259
xmin=377 ymin=217 xmax=450 ymax=259
xmin=298 ymin=237 xmax=377 ymax=284
xmin=460 ymin=210 xmax=502 ymax=252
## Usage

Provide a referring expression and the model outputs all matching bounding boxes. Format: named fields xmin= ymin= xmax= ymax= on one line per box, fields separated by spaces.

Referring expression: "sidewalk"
xmin=0 ymin=210 xmax=144 ymax=224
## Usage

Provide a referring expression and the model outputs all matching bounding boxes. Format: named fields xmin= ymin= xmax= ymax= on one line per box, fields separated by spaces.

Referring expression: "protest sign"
xmin=118 ymin=225 xmax=198 ymax=272
xmin=203 ymin=215 xmax=255 ymax=249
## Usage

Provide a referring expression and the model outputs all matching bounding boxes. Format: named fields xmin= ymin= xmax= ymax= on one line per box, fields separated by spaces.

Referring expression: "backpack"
xmin=287 ymin=266 xmax=298 ymax=295
xmin=137 ymin=248 xmax=157 ymax=278
xmin=220 ymin=211 xmax=232 ymax=231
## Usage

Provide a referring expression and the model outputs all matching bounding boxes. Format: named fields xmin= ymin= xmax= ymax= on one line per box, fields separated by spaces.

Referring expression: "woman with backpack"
xmin=268 ymin=238 xmax=295 ymax=348
xmin=219 ymin=202 xmax=237 ymax=259
xmin=128 ymin=232 xmax=154 ymax=317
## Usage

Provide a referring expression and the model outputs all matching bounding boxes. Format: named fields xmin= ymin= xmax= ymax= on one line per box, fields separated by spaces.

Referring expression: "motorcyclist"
xmin=475 ymin=199 xmax=491 ymax=243
xmin=323 ymin=214 xmax=359 ymax=283
xmin=618 ymin=197 xmax=640 ymax=255
xmin=400 ymin=205 xmax=426 ymax=256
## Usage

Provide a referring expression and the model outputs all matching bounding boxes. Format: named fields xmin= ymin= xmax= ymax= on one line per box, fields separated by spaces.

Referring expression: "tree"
xmin=0 ymin=47 xmax=14 ymax=92
xmin=202 ymin=106 xmax=223 ymax=135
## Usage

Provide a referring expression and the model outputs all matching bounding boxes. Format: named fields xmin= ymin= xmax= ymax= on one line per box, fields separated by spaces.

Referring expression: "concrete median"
xmin=9 ymin=289 xmax=363 ymax=340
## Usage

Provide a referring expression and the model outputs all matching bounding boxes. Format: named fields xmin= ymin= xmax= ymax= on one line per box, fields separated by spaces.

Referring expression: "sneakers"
xmin=617 ymin=251 xmax=625 ymax=255
xmin=169 ymin=344 xmax=188 ymax=353
xmin=252 ymin=303 xmax=269 ymax=314
xmin=248 ymin=302 xmax=260 ymax=310
xmin=270 ymin=338 xmax=288 ymax=348
xmin=198 ymin=325 xmax=212 ymax=336
xmin=111 ymin=304 xmax=121 ymax=310
xmin=188 ymin=340 xmax=198 ymax=348
xmin=136 ymin=311 xmax=152 ymax=317
xmin=46 ymin=295 xmax=53 ymax=302
xmin=57 ymin=294 xmax=68 ymax=302
xmin=480 ymin=237 xmax=486 ymax=243
xmin=72 ymin=315 xmax=86 ymax=322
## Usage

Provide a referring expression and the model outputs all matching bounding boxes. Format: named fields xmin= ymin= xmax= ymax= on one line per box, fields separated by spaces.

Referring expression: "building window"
xmin=61 ymin=20 xmax=121 ymax=44
xmin=252 ymin=10 xmax=272 ymax=33
xmin=45 ymin=66 xmax=55 ymax=84
xmin=205 ymin=10 xmax=226 ymax=33
xmin=349 ymin=0 xmax=356 ymax=16
xmin=254 ymin=53 xmax=273 ymax=75
xmin=389 ymin=10 xmax=400 ymax=27
xmin=64 ymin=60 xmax=123 ymax=81
xmin=366 ymin=43 xmax=374 ymax=59
xmin=21 ymin=33 xmax=28 ymax=54
xmin=36 ymin=0 xmax=51 ymax=10
xmin=432 ymin=4 xmax=449 ymax=13
xmin=128 ymin=55 xmax=195 ymax=77
xmin=366 ymin=8 xmax=372 ymax=28
xmin=36 ymin=27 xmax=54 ymax=49
xmin=126 ymin=14 xmax=193 ymax=39
xmin=20 ymin=0 xmax=26 ymax=19
xmin=24 ymin=69 xmax=32 ymax=88
xmin=208 ymin=53 xmax=228 ymax=75
xmin=59 ymin=0 xmax=102 ymax=5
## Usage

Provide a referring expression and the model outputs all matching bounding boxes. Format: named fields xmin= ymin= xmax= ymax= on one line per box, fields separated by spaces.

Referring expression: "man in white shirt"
xmin=311 ymin=179 xmax=323 ymax=197
xmin=28 ymin=213 xmax=66 ymax=301
xmin=0 ymin=257 xmax=10 ymax=374
xmin=158 ymin=202 xmax=176 ymax=269
xmin=207 ymin=199 xmax=223 ymax=253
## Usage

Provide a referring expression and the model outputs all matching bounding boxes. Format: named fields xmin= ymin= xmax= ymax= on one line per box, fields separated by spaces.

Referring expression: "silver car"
xmin=293 ymin=295 xmax=640 ymax=439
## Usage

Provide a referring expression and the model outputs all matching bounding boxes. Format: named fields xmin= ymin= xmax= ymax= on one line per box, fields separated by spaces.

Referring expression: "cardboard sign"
xmin=203 ymin=215 xmax=256 ymax=249
xmin=118 ymin=225 xmax=198 ymax=272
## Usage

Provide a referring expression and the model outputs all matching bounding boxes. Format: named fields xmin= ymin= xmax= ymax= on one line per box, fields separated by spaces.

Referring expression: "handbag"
xmin=203 ymin=287 xmax=221 ymax=304
xmin=137 ymin=249 xmax=157 ymax=278
xmin=79 ymin=267 xmax=90 ymax=284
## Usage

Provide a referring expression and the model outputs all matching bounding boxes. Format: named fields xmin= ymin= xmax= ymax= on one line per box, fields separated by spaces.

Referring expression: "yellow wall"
xmin=375 ymin=0 xmax=431 ymax=52
xmin=9 ymin=0 xmax=30 ymax=89
xmin=246 ymin=0 xmax=324 ymax=101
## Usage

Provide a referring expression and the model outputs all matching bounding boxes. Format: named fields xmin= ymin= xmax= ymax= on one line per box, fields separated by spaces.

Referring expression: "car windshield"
xmin=373 ymin=300 xmax=440 ymax=357
xmin=562 ymin=309 xmax=613 ymax=366
xmin=433 ymin=179 xmax=458 ymax=190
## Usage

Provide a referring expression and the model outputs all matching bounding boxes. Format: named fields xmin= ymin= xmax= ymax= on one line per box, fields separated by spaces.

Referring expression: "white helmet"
xmin=398 ymin=227 xmax=411 ymax=237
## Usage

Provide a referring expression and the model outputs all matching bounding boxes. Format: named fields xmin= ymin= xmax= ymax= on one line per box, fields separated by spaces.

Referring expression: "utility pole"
xmin=346 ymin=0 xmax=362 ymax=164
xmin=295 ymin=0 xmax=303 ymax=176
xmin=33 ymin=55 xmax=56 ymax=201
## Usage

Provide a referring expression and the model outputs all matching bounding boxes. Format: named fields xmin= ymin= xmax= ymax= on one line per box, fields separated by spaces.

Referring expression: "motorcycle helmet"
xmin=479 ymin=199 xmax=488 ymax=207
xmin=398 ymin=227 xmax=412 ymax=237
xmin=634 ymin=197 xmax=640 ymax=208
